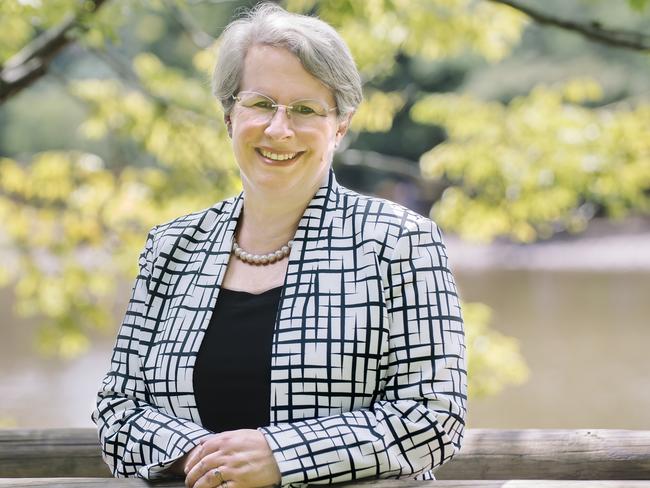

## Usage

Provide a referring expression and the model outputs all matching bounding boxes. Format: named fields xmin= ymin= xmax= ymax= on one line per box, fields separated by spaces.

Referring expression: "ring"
xmin=212 ymin=468 xmax=224 ymax=485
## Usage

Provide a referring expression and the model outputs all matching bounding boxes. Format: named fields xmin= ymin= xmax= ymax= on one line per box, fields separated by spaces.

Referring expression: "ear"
xmin=334 ymin=113 xmax=353 ymax=148
xmin=224 ymin=115 xmax=233 ymax=138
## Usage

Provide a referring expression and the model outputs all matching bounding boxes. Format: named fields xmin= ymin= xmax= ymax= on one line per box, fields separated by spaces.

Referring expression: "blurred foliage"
xmin=286 ymin=0 xmax=527 ymax=78
xmin=1 ymin=0 xmax=240 ymax=358
xmin=627 ymin=0 xmax=650 ymax=11
xmin=0 ymin=0 xmax=78 ymax=62
xmin=1 ymin=0 xmax=649 ymax=400
xmin=464 ymin=301 xmax=529 ymax=398
xmin=411 ymin=79 xmax=650 ymax=242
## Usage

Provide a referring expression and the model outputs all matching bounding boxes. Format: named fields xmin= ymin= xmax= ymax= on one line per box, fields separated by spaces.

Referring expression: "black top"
xmin=193 ymin=286 xmax=282 ymax=433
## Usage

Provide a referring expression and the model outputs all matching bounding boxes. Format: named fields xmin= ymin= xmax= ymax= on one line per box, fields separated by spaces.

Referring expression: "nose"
xmin=264 ymin=107 xmax=294 ymax=139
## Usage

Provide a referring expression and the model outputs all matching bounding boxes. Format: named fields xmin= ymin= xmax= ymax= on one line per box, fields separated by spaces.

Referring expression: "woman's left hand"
xmin=184 ymin=429 xmax=281 ymax=488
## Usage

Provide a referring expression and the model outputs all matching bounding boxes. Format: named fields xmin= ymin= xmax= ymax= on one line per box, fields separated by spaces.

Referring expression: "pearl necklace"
xmin=232 ymin=239 xmax=293 ymax=265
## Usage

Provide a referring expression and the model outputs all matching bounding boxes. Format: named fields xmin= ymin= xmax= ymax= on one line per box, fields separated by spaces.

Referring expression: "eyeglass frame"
xmin=231 ymin=91 xmax=338 ymax=122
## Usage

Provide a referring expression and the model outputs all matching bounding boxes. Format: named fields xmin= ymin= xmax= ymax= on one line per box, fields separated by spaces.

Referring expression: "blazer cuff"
xmin=136 ymin=422 xmax=212 ymax=480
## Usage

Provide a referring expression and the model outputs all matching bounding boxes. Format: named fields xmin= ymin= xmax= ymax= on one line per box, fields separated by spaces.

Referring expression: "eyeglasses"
xmin=232 ymin=91 xmax=337 ymax=125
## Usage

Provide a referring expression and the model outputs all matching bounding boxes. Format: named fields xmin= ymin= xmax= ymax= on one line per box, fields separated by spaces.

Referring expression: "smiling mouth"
xmin=257 ymin=148 xmax=303 ymax=162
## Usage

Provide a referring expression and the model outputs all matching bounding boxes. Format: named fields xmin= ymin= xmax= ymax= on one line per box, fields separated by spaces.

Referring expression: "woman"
xmin=92 ymin=3 xmax=466 ymax=487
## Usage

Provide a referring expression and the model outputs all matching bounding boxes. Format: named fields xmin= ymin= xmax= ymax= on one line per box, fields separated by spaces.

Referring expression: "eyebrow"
xmin=243 ymin=90 xmax=331 ymax=103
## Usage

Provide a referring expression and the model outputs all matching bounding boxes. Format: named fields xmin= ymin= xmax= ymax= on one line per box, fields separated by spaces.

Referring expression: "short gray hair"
xmin=212 ymin=3 xmax=362 ymax=120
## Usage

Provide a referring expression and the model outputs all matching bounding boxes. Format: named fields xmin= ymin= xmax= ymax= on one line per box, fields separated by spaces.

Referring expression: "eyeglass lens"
xmin=235 ymin=92 xmax=332 ymax=122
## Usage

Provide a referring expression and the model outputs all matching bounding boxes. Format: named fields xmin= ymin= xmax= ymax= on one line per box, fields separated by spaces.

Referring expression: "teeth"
xmin=260 ymin=149 xmax=298 ymax=161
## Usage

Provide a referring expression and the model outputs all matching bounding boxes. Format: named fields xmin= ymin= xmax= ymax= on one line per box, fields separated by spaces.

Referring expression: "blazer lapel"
xmin=157 ymin=192 xmax=243 ymax=422
xmin=191 ymin=193 xmax=243 ymax=304
xmin=288 ymin=169 xmax=341 ymax=260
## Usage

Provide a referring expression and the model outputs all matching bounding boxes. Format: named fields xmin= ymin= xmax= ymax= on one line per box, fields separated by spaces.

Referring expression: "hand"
xmin=165 ymin=442 xmax=203 ymax=476
xmin=184 ymin=429 xmax=281 ymax=488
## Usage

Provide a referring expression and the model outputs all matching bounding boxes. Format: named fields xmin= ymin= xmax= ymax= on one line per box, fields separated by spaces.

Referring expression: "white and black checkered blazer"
xmin=92 ymin=170 xmax=467 ymax=485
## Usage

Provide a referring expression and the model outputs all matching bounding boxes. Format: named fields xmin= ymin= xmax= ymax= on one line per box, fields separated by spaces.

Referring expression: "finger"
xmin=190 ymin=464 xmax=229 ymax=488
xmin=185 ymin=436 xmax=217 ymax=475
xmin=185 ymin=456 xmax=205 ymax=488
xmin=216 ymin=474 xmax=240 ymax=488
xmin=185 ymin=452 xmax=223 ymax=488
xmin=185 ymin=445 xmax=203 ymax=474
xmin=221 ymin=480 xmax=239 ymax=488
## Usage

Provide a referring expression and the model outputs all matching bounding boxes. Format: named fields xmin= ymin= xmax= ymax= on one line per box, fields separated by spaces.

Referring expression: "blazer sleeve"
xmin=258 ymin=217 xmax=467 ymax=486
xmin=91 ymin=228 xmax=212 ymax=479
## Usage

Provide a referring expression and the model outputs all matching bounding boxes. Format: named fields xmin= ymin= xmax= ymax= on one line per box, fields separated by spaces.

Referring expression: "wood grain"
xmin=0 ymin=429 xmax=109 ymax=478
xmin=1 ymin=479 xmax=650 ymax=487
xmin=1 ymin=429 xmax=649 ymax=480
xmin=436 ymin=429 xmax=650 ymax=480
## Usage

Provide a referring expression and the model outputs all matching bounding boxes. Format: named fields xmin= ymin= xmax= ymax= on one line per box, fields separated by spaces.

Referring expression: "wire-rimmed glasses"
xmin=232 ymin=91 xmax=337 ymax=126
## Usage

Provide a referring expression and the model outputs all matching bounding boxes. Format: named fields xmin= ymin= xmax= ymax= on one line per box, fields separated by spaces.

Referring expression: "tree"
xmin=1 ymin=0 xmax=648 ymax=397
xmin=1 ymin=0 xmax=240 ymax=357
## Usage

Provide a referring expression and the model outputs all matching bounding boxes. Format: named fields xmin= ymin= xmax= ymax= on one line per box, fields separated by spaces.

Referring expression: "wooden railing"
xmin=1 ymin=429 xmax=649 ymax=486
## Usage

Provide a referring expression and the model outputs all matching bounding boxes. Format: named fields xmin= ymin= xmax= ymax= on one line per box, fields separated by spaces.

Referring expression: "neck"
xmin=237 ymin=180 xmax=322 ymax=254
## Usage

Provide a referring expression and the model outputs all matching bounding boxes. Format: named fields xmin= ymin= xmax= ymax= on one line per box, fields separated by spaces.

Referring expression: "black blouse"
xmin=193 ymin=286 xmax=282 ymax=433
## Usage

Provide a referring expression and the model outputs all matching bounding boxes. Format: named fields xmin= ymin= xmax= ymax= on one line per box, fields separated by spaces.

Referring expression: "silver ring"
xmin=212 ymin=468 xmax=224 ymax=485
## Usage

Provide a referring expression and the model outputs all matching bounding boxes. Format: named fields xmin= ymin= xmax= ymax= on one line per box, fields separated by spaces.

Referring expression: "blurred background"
xmin=1 ymin=0 xmax=649 ymax=430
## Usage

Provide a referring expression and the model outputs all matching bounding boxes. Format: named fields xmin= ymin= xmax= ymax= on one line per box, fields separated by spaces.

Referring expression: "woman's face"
xmin=229 ymin=44 xmax=349 ymax=199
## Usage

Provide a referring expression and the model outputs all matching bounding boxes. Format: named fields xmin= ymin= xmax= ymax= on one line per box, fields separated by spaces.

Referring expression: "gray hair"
xmin=212 ymin=2 xmax=362 ymax=120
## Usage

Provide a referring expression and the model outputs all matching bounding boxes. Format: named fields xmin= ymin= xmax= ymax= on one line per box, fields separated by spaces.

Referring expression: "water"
xmin=1 ymin=268 xmax=649 ymax=429
xmin=457 ymin=269 xmax=650 ymax=429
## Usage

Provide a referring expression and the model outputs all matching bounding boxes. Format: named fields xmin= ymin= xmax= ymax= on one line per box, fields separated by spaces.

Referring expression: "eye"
xmin=251 ymin=99 xmax=275 ymax=110
xmin=238 ymin=92 xmax=276 ymax=110
xmin=292 ymin=104 xmax=317 ymax=116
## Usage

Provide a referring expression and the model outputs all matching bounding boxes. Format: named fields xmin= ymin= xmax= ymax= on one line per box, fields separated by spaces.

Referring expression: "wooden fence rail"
xmin=2 ymin=480 xmax=650 ymax=487
xmin=1 ymin=428 xmax=649 ymax=486
xmin=0 ymin=478 xmax=650 ymax=488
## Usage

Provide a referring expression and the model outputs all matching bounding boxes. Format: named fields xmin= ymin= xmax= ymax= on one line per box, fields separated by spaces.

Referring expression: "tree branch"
xmin=86 ymin=45 xmax=221 ymax=128
xmin=185 ymin=0 xmax=246 ymax=4
xmin=337 ymin=149 xmax=423 ymax=180
xmin=164 ymin=0 xmax=216 ymax=50
xmin=0 ymin=0 xmax=110 ymax=105
xmin=487 ymin=0 xmax=650 ymax=52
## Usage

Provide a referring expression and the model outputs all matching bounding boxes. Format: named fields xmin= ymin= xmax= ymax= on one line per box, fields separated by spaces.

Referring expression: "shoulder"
xmin=148 ymin=194 xmax=241 ymax=255
xmin=335 ymin=185 xmax=442 ymax=246
xmin=334 ymin=186 xmax=451 ymax=274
